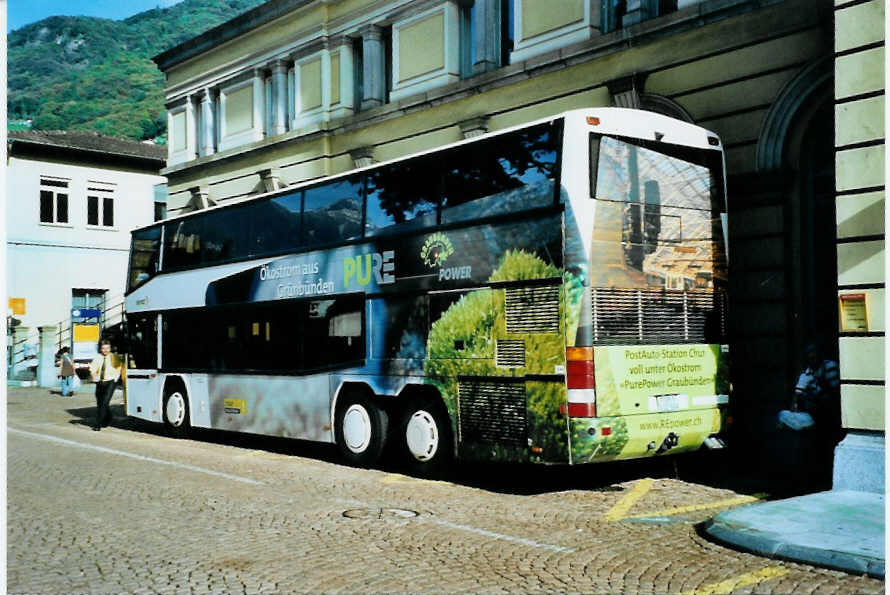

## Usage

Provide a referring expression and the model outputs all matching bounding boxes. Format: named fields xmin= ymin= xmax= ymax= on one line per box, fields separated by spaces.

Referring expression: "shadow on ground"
xmin=60 ymin=402 xmax=794 ymax=497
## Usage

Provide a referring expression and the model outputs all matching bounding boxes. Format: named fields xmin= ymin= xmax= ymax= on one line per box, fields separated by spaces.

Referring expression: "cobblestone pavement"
xmin=7 ymin=386 xmax=884 ymax=594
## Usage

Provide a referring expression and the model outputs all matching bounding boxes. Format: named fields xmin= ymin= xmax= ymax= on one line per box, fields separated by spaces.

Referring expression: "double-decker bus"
xmin=124 ymin=108 xmax=729 ymax=473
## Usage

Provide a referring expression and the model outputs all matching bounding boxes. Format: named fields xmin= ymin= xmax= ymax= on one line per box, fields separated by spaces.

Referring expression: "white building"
xmin=7 ymin=131 xmax=166 ymax=348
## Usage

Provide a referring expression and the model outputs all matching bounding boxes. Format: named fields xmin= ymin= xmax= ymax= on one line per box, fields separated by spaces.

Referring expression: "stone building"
xmin=152 ymin=0 xmax=883 ymax=485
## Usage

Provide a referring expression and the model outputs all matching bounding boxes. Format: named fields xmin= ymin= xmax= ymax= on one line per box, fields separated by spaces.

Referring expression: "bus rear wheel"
xmin=335 ymin=392 xmax=388 ymax=468
xmin=396 ymin=396 xmax=453 ymax=476
xmin=163 ymin=383 xmax=191 ymax=439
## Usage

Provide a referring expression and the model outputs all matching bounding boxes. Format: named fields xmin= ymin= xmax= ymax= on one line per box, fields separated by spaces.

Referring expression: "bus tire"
xmin=334 ymin=392 xmax=388 ymax=468
xmin=396 ymin=395 xmax=453 ymax=476
xmin=162 ymin=381 xmax=190 ymax=439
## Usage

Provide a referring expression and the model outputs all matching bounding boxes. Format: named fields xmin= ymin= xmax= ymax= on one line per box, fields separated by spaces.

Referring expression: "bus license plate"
xmin=656 ymin=394 xmax=681 ymax=412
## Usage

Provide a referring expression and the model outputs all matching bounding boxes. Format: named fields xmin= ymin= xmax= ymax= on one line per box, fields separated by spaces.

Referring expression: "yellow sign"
xmin=8 ymin=298 xmax=25 ymax=315
xmin=839 ymin=293 xmax=868 ymax=332
xmin=224 ymin=398 xmax=247 ymax=415
xmin=73 ymin=324 xmax=100 ymax=342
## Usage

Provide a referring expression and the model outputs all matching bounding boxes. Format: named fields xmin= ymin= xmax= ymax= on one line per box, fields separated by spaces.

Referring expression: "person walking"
xmin=89 ymin=340 xmax=122 ymax=431
xmin=58 ymin=346 xmax=77 ymax=397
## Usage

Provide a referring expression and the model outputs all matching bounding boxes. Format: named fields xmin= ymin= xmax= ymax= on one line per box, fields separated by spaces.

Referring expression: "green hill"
xmin=8 ymin=0 xmax=266 ymax=142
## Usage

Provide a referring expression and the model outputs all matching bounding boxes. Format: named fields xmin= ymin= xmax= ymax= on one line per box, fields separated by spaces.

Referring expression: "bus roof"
xmin=136 ymin=107 xmax=720 ymax=233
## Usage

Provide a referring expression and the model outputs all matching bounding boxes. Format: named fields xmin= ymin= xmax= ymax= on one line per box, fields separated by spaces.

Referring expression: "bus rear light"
xmin=586 ymin=116 xmax=601 ymax=126
xmin=566 ymin=347 xmax=595 ymax=389
xmin=564 ymin=388 xmax=597 ymax=418
xmin=566 ymin=360 xmax=594 ymax=388
xmin=601 ymin=426 xmax=611 ymax=436
xmin=566 ymin=347 xmax=593 ymax=361
xmin=566 ymin=403 xmax=597 ymax=417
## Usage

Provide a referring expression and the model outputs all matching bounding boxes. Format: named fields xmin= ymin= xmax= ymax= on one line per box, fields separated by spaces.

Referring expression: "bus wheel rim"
xmin=166 ymin=392 xmax=185 ymax=426
xmin=406 ymin=410 xmax=438 ymax=462
xmin=342 ymin=404 xmax=372 ymax=453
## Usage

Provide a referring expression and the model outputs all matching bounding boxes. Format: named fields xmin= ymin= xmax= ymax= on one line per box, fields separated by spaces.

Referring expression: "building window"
xmin=352 ymin=37 xmax=364 ymax=111
xmin=154 ymin=183 xmax=168 ymax=221
xmin=39 ymin=177 xmax=69 ymax=224
xmin=606 ymin=0 xmax=681 ymax=32
xmin=460 ymin=2 xmax=476 ymax=77
xmin=501 ymin=0 xmax=514 ymax=66
xmin=87 ymin=185 xmax=115 ymax=228
xmin=383 ymin=26 xmax=393 ymax=104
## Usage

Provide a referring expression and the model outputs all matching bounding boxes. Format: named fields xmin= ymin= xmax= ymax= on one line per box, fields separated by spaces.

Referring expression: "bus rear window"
xmin=591 ymin=135 xmax=719 ymax=211
xmin=128 ymin=226 xmax=161 ymax=292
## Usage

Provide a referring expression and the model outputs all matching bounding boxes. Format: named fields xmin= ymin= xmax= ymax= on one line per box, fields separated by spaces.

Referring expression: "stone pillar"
xmin=361 ymin=25 xmax=385 ymax=110
xmin=287 ymin=64 xmax=296 ymax=127
xmin=37 ymin=326 xmax=57 ymax=388
xmin=337 ymin=38 xmax=356 ymax=111
xmin=473 ymin=0 xmax=502 ymax=73
xmin=253 ymin=68 xmax=266 ymax=137
xmin=10 ymin=326 xmax=30 ymax=372
xmin=185 ymin=95 xmax=197 ymax=159
xmin=200 ymin=88 xmax=216 ymax=157
xmin=271 ymin=59 xmax=289 ymax=136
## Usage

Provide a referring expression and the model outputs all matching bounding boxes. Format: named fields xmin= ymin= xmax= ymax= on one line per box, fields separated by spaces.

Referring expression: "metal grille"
xmin=496 ymin=339 xmax=525 ymax=367
xmin=592 ymin=288 xmax=727 ymax=345
xmin=457 ymin=380 xmax=526 ymax=446
xmin=505 ymin=285 xmax=559 ymax=334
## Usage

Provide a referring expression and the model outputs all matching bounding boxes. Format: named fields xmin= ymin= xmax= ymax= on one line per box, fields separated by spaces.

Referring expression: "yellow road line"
xmin=381 ymin=473 xmax=417 ymax=484
xmin=603 ymin=478 xmax=654 ymax=521
xmin=680 ymin=566 xmax=789 ymax=595
xmin=622 ymin=494 xmax=760 ymax=519
xmin=380 ymin=473 xmax=449 ymax=486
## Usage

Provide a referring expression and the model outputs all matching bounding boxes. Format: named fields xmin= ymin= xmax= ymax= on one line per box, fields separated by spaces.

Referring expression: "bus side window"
xmin=303 ymin=179 xmax=362 ymax=246
xmin=440 ymin=125 xmax=557 ymax=225
xmin=201 ymin=204 xmax=250 ymax=265
xmin=365 ymin=158 xmax=440 ymax=237
xmin=163 ymin=218 xmax=204 ymax=270
xmin=252 ymin=191 xmax=303 ymax=257
xmin=304 ymin=296 xmax=364 ymax=370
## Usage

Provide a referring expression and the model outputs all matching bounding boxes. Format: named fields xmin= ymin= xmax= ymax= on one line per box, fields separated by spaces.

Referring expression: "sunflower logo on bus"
xmin=421 ymin=232 xmax=454 ymax=268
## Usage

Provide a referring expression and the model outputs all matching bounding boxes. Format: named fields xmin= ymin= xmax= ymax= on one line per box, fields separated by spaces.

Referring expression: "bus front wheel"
xmin=163 ymin=383 xmax=191 ymax=439
xmin=334 ymin=392 xmax=388 ymax=468
xmin=396 ymin=396 xmax=453 ymax=476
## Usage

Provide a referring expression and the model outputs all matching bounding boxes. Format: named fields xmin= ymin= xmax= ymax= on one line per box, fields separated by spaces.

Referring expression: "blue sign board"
xmin=72 ymin=308 xmax=101 ymax=320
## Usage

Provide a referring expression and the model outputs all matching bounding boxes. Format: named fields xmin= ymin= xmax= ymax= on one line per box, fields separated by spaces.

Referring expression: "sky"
xmin=7 ymin=0 xmax=187 ymax=32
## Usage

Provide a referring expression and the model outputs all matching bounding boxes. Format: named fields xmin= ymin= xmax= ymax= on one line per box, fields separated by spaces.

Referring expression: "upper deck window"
xmin=440 ymin=123 xmax=557 ymax=225
xmin=303 ymin=178 xmax=362 ymax=245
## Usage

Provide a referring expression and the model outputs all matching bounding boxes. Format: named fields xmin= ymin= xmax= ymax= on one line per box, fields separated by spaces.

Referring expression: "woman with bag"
xmin=58 ymin=346 xmax=77 ymax=397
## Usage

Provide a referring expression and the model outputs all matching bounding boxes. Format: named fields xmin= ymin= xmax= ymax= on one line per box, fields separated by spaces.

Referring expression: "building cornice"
xmin=153 ymin=0 xmax=318 ymax=71
xmin=162 ymin=0 xmax=814 ymax=180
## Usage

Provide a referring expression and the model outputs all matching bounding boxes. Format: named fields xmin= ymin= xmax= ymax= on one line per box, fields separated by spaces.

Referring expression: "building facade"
xmin=831 ymin=0 xmax=884 ymax=492
xmin=153 ymin=0 xmax=883 ymax=482
xmin=7 ymin=131 xmax=167 ymax=342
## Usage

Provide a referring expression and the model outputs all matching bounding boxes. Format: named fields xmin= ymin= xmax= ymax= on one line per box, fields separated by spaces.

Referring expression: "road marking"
xmin=429 ymin=518 xmax=575 ymax=553
xmin=622 ymin=495 xmax=760 ymax=520
xmin=8 ymin=427 xmax=262 ymax=486
xmin=604 ymin=478 xmax=654 ymax=521
xmin=380 ymin=473 xmax=448 ymax=486
xmin=335 ymin=497 xmax=573 ymax=553
xmin=680 ymin=566 xmax=789 ymax=595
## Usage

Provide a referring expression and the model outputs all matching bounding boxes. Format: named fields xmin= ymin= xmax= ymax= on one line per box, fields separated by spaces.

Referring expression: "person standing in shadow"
xmin=89 ymin=339 xmax=122 ymax=431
